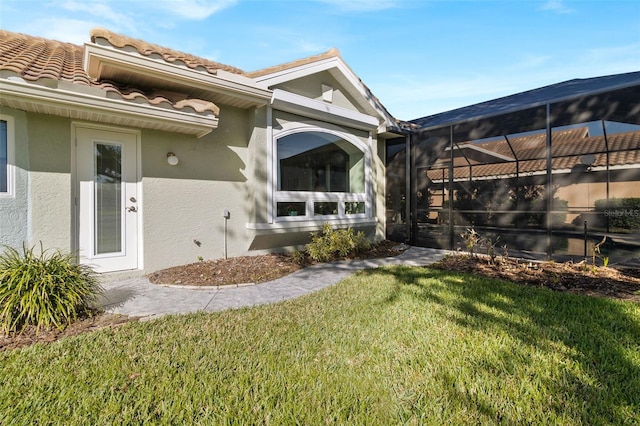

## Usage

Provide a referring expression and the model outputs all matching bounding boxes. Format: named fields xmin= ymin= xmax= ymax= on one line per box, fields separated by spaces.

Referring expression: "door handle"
xmin=127 ymin=206 xmax=137 ymax=212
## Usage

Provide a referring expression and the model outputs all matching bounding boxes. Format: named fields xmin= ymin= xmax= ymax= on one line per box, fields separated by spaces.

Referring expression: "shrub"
xmin=595 ymin=198 xmax=640 ymax=230
xmin=291 ymin=250 xmax=307 ymax=266
xmin=0 ymin=244 xmax=102 ymax=334
xmin=306 ymin=224 xmax=370 ymax=262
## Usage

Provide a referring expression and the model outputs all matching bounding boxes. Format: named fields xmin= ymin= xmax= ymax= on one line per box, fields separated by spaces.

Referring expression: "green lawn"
xmin=2 ymin=266 xmax=639 ymax=425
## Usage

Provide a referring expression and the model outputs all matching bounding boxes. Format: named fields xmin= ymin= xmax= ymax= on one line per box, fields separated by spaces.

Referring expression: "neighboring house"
xmin=424 ymin=126 xmax=640 ymax=223
xmin=0 ymin=29 xmax=404 ymax=273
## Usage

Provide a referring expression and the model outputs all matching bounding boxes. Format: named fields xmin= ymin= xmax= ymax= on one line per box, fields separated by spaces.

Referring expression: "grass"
xmin=1 ymin=266 xmax=639 ymax=425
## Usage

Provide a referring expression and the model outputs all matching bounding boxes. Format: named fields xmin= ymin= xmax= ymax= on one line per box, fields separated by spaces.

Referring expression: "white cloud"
xmin=33 ymin=18 xmax=99 ymax=45
xmin=316 ymin=0 xmax=398 ymax=12
xmin=59 ymin=0 xmax=137 ymax=32
xmin=295 ymin=39 xmax=329 ymax=54
xmin=540 ymin=0 xmax=575 ymax=14
xmin=154 ymin=0 xmax=238 ymax=20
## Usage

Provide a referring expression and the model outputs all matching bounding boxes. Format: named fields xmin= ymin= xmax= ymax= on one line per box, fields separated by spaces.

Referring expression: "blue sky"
xmin=1 ymin=0 xmax=639 ymax=120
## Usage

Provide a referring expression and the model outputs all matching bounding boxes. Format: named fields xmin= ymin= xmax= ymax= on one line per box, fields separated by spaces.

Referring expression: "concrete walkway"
xmin=98 ymin=246 xmax=449 ymax=319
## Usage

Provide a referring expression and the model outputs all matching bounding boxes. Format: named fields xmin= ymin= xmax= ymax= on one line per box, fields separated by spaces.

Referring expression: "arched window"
xmin=274 ymin=130 xmax=369 ymax=220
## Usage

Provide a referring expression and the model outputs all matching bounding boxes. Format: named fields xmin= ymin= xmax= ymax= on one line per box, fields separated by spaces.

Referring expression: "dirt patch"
xmin=1 ymin=313 xmax=137 ymax=352
xmin=432 ymin=254 xmax=640 ymax=302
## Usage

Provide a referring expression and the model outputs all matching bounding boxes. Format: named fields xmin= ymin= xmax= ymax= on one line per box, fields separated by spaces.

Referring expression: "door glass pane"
xmin=95 ymin=143 xmax=122 ymax=254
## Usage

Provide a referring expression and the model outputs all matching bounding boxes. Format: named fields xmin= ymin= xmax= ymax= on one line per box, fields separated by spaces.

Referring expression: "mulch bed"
xmin=432 ymin=254 xmax=640 ymax=302
xmin=1 ymin=313 xmax=136 ymax=352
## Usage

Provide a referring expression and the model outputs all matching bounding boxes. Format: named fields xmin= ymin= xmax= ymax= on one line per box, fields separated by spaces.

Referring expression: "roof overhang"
xmin=84 ymin=42 xmax=272 ymax=109
xmin=0 ymin=78 xmax=218 ymax=137
xmin=271 ymin=89 xmax=378 ymax=131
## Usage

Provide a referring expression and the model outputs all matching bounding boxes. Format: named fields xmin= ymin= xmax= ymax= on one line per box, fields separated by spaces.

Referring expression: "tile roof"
xmin=90 ymin=28 xmax=245 ymax=76
xmin=247 ymin=48 xmax=342 ymax=78
xmin=0 ymin=30 xmax=90 ymax=84
xmin=0 ymin=29 xmax=219 ymax=116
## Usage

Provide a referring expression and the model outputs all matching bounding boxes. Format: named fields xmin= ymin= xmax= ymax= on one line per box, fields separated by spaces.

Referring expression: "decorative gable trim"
xmin=271 ymin=89 xmax=378 ymax=130
xmin=253 ymin=55 xmax=399 ymax=133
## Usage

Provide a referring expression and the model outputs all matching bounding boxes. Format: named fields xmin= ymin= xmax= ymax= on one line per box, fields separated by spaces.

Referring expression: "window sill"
xmin=246 ymin=217 xmax=377 ymax=233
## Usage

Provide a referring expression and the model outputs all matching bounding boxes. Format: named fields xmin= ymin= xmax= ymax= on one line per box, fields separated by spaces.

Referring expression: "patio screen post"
xmin=601 ymin=119 xmax=611 ymax=234
xmin=405 ymin=133 xmax=412 ymax=243
xmin=409 ymin=134 xmax=417 ymax=245
xmin=545 ymin=103 xmax=553 ymax=259
xmin=448 ymin=125 xmax=454 ymax=250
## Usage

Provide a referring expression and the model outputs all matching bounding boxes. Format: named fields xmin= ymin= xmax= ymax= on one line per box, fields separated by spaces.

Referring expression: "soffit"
xmin=88 ymin=29 xmax=271 ymax=109
xmin=0 ymin=29 xmax=220 ymax=136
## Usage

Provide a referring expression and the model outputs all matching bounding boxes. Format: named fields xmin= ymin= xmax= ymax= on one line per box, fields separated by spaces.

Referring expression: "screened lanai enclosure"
xmin=386 ymin=71 xmax=640 ymax=266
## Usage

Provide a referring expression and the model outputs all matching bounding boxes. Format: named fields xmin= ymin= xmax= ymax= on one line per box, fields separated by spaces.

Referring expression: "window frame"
xmin=0 ymin=115 xmax=15 ymax=198
xmin=272 ymin=126 xmax=372 ymax=224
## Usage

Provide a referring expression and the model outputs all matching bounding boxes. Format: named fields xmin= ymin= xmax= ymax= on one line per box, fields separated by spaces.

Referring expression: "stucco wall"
xmin=140 ymin=106 xmax=261 ymax=272
xmin=274 ymin=71 xmax=361 ymax=112
xmin=27 ymin=114 xmax=72 ymax=251
xmin=0 ymin=99 xmax=387 ymax=273
xmin=0 ymin=108 xmax=29 ymax=250
xmin=0 ymin=109 xmax=71 ymax=253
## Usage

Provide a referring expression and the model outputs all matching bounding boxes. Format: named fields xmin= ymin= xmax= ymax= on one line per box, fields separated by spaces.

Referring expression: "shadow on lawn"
xmin=362 ymin=265 xmax=640 ymax=423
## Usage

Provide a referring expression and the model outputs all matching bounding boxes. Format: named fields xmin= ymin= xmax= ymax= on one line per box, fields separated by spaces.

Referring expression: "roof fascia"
xmin=271 ymin=88 xmax=378 ymax=131
xmin=0 ymin=79 xmax=217 ymax=138
xmin=254 ymin=56 xmax=392 ymax=124
xmin=84 ymin=43 xmax=272 ymax=106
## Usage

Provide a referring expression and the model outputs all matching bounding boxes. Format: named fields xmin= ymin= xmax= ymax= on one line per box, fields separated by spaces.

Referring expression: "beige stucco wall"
xmin=0 ymin=107 xmax=30 ymax=250
xmin=273 ymin=71 xmax=361 ymax=112
xmin=0 ymin=109 xmax=72 ymax=253
xmin=27 ymin=114 xmax=73 ymax=251
xmin=1 ymin=96 xmax=387 ymax=273
xmin=140 ymin=106 xmax=261 ymax=272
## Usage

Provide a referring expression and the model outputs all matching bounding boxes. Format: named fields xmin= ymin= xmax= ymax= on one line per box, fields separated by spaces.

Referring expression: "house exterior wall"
xmin=0 ymin=109 xmax=72 ymax=253
xmin=139 ymin=105 xmax=260 ymax=272
xmin=0 ymin=108 xmax=30 ymax=250
xmin=273 ymin=71 xmax=361 ymax=112
xmin=0 ymin=100 xmax=387 ymax=273
xmin=27 ymin=113 xmax=73 ymax=251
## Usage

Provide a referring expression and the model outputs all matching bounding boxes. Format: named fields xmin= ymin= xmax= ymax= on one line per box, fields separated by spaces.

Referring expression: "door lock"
xmin=126 ymin=206 xmax=137 ymax=212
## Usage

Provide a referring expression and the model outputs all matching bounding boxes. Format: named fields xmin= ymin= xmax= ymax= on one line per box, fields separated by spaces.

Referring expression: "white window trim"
xmin=270 ymin=124 xmax=373 ymax=226
xmin=0 ymin=115 xmax=15 ymax=198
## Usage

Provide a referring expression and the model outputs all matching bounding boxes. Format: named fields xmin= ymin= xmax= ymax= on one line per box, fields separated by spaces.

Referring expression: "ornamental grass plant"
xmin=0 ymin=244 xmax=102 ymax=334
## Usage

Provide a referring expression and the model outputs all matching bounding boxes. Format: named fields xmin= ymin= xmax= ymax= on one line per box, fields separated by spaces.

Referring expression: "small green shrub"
xmin=291 ymin=250 xmax=307 ymax=266
xmin=595 ymin=197 xmax=640 ymax=230
xmin=306 ymin=224 xmax=370 ymax=262
xmin=0 ymin=244 xmax=102 ymax=334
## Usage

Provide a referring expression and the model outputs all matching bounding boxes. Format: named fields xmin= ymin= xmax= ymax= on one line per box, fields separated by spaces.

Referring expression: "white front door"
xmin=76 ymin=126 xmax=139 ymax=273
